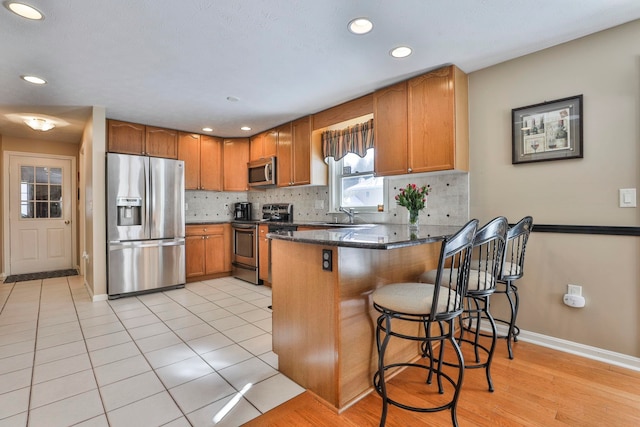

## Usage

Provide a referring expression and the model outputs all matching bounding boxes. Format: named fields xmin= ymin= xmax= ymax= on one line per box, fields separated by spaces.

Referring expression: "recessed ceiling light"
xmin=24 ymin=117 xmax=55 ymax=131
xmin=21 ymin=74 xmax=47 ymax=85
xmin=226 ymin=96 xmax=239 ymax=102
xmin=202 ymin=127 xmax=213 ymax=132
xmin=5 ymin=2 xmax=43 ymax=20
xmin=390 ymin=46 xmax=412 ymax=58
xmin=348 ymin=18 xmax=373 ymax=35
xmin=240 ymin=126 xmax=251 ymax=131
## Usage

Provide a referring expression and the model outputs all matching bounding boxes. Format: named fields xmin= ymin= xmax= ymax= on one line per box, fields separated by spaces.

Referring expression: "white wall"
xmin=469 ymin=20 xmax=640 ymax=357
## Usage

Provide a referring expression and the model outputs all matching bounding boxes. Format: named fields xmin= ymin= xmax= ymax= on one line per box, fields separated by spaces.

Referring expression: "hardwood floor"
xmin=245 ymin=339 xmax=640 ymax=426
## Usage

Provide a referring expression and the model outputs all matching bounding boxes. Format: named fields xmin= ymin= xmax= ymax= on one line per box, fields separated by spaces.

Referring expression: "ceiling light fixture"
xmin=21 ymin=74 xmax=47 ymax=85
xmin=240 ymin=126 xmax=251 ymax=131
xmin=24 ymin=117 xmax=55 ymax=131
xmin=5 ymin=2 xmax=44 ymax=20
xmin=226 ymin=96 xmax=239 ymax=102
xmin=390 ymin=46 xmax=412 ymax=58
xmin=348 ymin=18 xmax=373 ymax=35
xmin=202 ymin=127 xmax=213 ymax=132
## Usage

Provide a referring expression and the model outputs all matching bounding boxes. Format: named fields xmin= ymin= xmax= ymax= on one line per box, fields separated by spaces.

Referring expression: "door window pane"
xmin=36 ymin=167 xmax=49 ymax=183
xmin=50 ymin=202 xmax=62 ymax=218
xmin=36 ymin=184 xmax=49 ymax=200
xmin=21 ymin=166 xmax=34 ymax=183
xmin=21 ymin=202 xmax=34 ymax=218
xmin=36 ymin=202 xmax=48 ymax=218
xmin=50 ymin=185 xmax=62 ymax=201
xmin=50 ymin=168 xmax=62 ymax=185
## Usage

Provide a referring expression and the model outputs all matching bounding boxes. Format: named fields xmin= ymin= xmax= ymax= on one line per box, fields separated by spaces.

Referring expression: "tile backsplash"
xmin=186 ymin=171 xmax=468 ymax=226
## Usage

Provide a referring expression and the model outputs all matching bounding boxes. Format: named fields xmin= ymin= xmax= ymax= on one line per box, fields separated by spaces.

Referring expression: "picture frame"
xmin=512 ymin=95 xmax=583 ymax=164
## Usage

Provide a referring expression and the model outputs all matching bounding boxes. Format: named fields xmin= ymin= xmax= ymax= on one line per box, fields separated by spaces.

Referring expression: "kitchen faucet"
xmin=339 ymin=207 xmax=356 ymax=224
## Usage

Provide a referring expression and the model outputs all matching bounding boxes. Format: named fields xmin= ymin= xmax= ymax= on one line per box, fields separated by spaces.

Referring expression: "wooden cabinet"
xmin=185 ymin=224 xmax=231 ymax=281
xmin=223 ymin=138 xmax=249 ymax=191
xmin=250 ymin=129 xmax=277 ymax=161
xmin=374 ymin=65 xmax=469 ymax=176
xmin=258 ymin=224 xmax=270 ymax=283
xmin=200 ymin=135 xmax=223 ymax=191
xmin=107 ymin=120 xmax=177 ymax=158
xmin=146 ymin=126 xmax=178 ymax=158
xmin=178 ymin=133 xmax=223 ymax=191
xmin=277 ymin=116 xmax=325 ymax=187
xmin=107 ymin=120 xmax=145 ymax=155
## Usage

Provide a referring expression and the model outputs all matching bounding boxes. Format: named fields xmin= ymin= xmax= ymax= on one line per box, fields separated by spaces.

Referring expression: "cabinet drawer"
xmin=186 ymin=224 xmax=226 ymax=236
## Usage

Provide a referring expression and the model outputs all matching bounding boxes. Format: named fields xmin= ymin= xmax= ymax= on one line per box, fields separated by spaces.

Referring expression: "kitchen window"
xmin=328 ymin=148 xmax=385 ymax=213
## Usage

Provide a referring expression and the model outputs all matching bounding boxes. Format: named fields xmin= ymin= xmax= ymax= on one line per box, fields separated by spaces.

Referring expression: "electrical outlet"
xmin=567 ymin=284 xmax=582 ymax=296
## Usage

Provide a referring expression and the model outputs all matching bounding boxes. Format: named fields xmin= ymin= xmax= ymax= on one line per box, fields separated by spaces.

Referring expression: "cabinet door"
xmin=291 ymin=116 xmax=311 ymax=186
xmin=223 ymin=138 xmax=249 ymax=191
xmin=200 ymin=135 xmax=223 ymax=191
xmin=205 ymin=234 xmax=226 ymax=274
xmin=178 ymin=132 xmax=201 ymax=190
xmin=408 ymin=66 xmax=455 ymax=172
xmin=258 ymin=224 xmax=269 ymax=281
xmin=107 ymin=120 xmax=145 ymax=155
xmin=185 ymin=235 xmax=206 ymax=278
xmin=373 ymin=81 xmax=408 ymax=176
xmin=263 ymin=129 xmax=278 ymax=158
xmin=146 ymin=126 xmax=178 ymax=159
xmin=276 ymin=123 xmax=292 ymax=187
xmin=249 ymin=133 xmax=264 ymax=162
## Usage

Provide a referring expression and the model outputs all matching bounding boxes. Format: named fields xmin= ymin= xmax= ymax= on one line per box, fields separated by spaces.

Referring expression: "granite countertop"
xmin=267 ymin=224 xmax=464 ymax=249
xmin=186 ymin=220 xmax=230 ymax=225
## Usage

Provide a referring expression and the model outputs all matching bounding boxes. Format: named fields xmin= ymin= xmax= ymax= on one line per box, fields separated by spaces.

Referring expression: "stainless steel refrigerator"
xmin=106 ymin=153 xmax=185 ymax=298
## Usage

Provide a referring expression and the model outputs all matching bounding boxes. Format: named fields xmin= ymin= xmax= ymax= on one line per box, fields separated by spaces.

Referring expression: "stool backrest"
xmin=501 ymin=216 xmax=533 ymax=281
xmin=469 ymin=216 xmax=508 ymax=295
xmin=431 ymin=219 xmax=478 ymax=321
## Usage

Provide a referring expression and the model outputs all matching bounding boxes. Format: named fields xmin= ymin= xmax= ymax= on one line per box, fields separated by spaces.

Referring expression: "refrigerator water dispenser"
xmin=116 ymin=197 xmax=142 ymax=226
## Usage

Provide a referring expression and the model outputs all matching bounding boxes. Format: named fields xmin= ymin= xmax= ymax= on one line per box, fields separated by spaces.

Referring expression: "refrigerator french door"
xmin=107 ymin=153 xmax=185 ymax=298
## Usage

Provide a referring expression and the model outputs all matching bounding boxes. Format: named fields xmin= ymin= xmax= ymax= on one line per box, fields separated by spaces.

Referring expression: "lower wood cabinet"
xmin=185 ymin=224 xmax=231 ymax=281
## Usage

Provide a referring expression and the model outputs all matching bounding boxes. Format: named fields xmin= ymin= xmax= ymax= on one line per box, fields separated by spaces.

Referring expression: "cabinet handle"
xmin=408 ymin=168 xmax=413 ymax=173
xmin=201 ymin=236 xmax=205 ymax=239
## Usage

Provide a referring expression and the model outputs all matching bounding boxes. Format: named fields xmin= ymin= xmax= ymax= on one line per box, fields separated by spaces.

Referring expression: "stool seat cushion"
xmin=469 ymin=260 xmax=521 ymax=277
xmin=417 ymin=269 xmax=495 ymax=291
xmin=372 ymin=282 xmax=460 ymax=315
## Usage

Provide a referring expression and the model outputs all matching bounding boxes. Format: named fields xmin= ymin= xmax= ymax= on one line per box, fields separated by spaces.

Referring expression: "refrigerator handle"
xmin=145 ymin=157 xmax=151 ymax=238
xmin=109 ymin=239 xmax=185 ymax=250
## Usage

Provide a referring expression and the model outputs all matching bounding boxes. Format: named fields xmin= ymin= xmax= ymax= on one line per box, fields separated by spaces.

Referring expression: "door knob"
xmin=64 ymin=220 xmax=70 ymax=225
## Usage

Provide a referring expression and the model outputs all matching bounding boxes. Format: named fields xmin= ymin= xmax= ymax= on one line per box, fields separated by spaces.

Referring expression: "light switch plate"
xmin=619 ymin=188 xmax=636 ymax=208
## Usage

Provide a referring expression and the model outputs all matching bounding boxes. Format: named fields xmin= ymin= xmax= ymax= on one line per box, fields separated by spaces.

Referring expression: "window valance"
xmin=322 ymin=118 xmax=374 ymax=161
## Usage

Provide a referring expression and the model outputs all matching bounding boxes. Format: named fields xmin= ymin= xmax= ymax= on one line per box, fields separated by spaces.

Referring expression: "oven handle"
xmin=232 ymin=223 xmax=257 ymax=230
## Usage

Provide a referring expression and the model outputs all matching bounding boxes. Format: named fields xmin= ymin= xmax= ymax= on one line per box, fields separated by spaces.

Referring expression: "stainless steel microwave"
xmin=248 ymin=157 xmax=276 ymax=187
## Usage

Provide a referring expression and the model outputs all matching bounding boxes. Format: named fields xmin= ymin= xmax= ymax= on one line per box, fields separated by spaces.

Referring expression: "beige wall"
xmin=469 ymin=20 xmax=640 ymax=357
xmin=0 ymin=135 xmax=80 ymax=275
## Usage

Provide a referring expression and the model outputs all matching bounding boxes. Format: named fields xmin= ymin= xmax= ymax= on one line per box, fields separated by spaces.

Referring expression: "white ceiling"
xmin=2 ymin=1 xmax=640 ymax=143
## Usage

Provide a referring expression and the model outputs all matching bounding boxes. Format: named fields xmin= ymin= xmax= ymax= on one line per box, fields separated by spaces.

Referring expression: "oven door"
xmin=232 ymin=223 xmax=257 ymax=267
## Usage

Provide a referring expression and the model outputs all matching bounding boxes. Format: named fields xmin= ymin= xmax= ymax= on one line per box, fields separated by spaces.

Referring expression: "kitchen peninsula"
xmin=269 ymin=224 xmax=462 ymax=411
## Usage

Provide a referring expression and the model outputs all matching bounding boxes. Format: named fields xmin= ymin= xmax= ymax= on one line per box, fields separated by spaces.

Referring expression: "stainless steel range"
xmin=231 ymin=203 xmax=295 ymax=285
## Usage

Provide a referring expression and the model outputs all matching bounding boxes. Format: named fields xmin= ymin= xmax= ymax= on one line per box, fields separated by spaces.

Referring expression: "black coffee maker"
xmin=234 ymin=202 xmax=251 ymax=221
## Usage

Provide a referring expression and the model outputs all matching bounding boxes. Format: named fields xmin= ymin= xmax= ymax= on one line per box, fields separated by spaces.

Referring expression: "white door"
xmin=8 ymin=155 xmax=74 ymax=274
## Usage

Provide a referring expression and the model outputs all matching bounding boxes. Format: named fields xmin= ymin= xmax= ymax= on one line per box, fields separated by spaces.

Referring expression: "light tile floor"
xmin=0 ymin=275 xmax=305 ymax=426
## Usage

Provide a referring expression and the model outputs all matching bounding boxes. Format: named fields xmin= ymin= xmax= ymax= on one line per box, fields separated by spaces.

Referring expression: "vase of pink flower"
xmin=395 ymin=183 xmax=431 ymax=230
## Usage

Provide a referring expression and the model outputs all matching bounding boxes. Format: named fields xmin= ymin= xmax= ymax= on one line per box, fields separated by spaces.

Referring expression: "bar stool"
xmin=371 ymin=219 xmax=478 ymax=427
xmin=417 ymin=216 xmax=508 ymax=392
xmin=491 ymin=216 xmax=533 ymax=359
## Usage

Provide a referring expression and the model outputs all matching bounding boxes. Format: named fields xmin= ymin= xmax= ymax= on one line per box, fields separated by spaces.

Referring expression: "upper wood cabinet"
xmin=276 ymin=116 xmax=321 ymax=187
xmin=249 ymin=129 xmax=277 ymax=162
xmin=178 ymin=133 xmax=223 ymax=191
xmin=107 ymin=120 xmax=177 ymax=158
xmin=107 ymin=120 xmax=145 ymax=155
xmin=145 ymin=126 xmax=178 ymax=158
xmin=200 ymin=135 xmax=223 ymax=191
xmin=374 ymin=65 xmax=469 ymax=176
xmin=223 ymin=138 xmax=250 ymax=191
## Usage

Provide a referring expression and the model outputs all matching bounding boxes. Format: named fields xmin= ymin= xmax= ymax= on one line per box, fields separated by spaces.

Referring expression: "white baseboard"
xmin=490 ymin=323 xmax=640 ymax=372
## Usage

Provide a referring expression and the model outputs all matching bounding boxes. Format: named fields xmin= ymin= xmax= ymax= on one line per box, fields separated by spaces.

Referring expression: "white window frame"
xmin=328 ymin=151 xmax=387 ymax=214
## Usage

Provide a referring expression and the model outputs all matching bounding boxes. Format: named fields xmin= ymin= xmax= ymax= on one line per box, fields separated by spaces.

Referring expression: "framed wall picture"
xmin=512 ymin=95 xmax=583 ymax=164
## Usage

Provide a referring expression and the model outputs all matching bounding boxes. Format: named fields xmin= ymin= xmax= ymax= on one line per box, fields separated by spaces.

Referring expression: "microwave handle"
xmin=265 ymin=163 xmax=271 ymax=181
